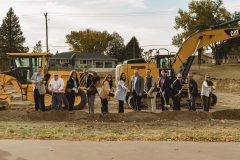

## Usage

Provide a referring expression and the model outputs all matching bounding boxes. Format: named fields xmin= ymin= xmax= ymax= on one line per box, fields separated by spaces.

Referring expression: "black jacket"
xmin=66 ymin=78 xmax=79 ymax=91
xmin=85 ymin=75 xmax=93 ymax=88
xmin=172 ymin=79 xmax=183 ymax=96
xmin=159 ymin=77 xmax=172 ymax=95
xmin=188 ymin=79 xmax=198 ymax=96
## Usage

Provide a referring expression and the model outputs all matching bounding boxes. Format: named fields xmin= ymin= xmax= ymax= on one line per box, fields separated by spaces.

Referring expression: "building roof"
xmin=7 ymin=52 xmax=48 ymax=57
xmin=50 ymin=51 xmax=117 ymax=61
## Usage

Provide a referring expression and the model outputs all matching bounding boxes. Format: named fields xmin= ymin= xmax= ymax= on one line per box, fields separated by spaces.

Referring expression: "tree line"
xmin=0 ymin=1 xmax=240 ymax=70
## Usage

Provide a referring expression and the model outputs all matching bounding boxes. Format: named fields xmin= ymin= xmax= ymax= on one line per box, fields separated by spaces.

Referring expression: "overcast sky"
xmin=1 ymin=0 xmax=239 ymax=54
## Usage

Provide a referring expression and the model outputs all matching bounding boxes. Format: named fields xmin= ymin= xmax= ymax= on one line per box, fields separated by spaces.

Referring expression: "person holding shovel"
xmin=172 ymin=73 xmax=183 ymax=111
xmin=158 ymin=70 xmax=172 ymax=111
xmin=188 ymin=73 xmax=198 ymax=111
xmin=145 ymin=69 xmax=157 ymax=112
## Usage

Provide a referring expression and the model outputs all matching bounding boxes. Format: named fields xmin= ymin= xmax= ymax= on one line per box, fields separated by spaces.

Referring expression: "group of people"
xmin=114 ymin=68 xmax=214 ymax=113
xmin=31 ymin=67 xmax=214 ymax=113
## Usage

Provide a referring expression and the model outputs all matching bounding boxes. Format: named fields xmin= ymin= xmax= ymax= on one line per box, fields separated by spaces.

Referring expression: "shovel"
xmin=160 ymin=88 xmax=170 ymax=109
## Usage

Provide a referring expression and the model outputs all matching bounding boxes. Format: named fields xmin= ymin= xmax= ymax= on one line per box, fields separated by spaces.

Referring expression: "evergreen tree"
xmin=32 ymin=40 xmax=42 ymax=53
xmin=125 ymin=36 xmax=142 ymax=60
xmin=106 ymin=32 xmax=125 ymax=62
xmin=0 ymin=7 xmax=28 ymax=70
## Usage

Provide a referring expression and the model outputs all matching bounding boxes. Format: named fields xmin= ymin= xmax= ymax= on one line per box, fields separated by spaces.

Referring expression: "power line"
xmin=18 ymin=10 xmax=176 ymax=18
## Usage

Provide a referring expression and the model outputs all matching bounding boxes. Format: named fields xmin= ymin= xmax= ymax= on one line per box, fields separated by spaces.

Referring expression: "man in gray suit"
xmin=131 ymin=68 xmax=144 ymax=111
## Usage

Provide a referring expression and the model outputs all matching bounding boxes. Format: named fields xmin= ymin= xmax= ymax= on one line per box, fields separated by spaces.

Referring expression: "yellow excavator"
xmin=116 ymin=18 xmax=240 ymax=108
xmin=0 ymin=52 xmax=88 ymax=109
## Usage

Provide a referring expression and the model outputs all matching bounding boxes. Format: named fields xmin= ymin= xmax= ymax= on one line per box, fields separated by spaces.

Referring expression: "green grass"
xmin=0 ymin=120 xmax=240 ymax=141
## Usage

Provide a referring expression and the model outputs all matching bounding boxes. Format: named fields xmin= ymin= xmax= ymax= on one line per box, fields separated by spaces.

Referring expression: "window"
xmin=87 ymin=60 xmax=92 ymax=64
xmin=32 ymin=57 xmax=42 ymax=71
xmin=105 ymin=62 xmax=113 ymax=68
xmin=83 ymin=60 xmax=87 ymax=64
xmin=95 ymin=62 xmax=104 ymax=68
xmin=60 ymin=59 xmax=69 ymax=64
xmin=15 ymin=57 xmax=30 ymax=68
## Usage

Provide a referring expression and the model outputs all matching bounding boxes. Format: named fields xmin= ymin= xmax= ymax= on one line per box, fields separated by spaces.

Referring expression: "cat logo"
xmin=224 ymin=29 xmax=240 ymax=37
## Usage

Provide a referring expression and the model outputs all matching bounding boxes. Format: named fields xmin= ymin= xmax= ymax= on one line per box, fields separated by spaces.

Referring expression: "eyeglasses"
xmin=206 ymin=77 xmax=210 ymax=78
xmin=178 ymin=77 xmax=182 ymax=78
xmin=54 ymin=75 xmax=58 ymax=76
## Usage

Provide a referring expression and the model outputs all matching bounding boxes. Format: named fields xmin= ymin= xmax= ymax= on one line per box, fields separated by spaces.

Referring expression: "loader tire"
xmin=74 ymin=88 xmax=87 ymax=110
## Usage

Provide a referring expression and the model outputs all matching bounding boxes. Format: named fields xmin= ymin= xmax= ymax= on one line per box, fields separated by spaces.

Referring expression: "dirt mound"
xmin=0 ymin=109 xmax=240 ymax=122
xmin=212 ymin=109 xmax=240 ymax=120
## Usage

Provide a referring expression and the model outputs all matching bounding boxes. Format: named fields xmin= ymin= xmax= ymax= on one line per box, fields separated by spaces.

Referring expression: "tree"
xmin=66 ymin=29 xmax=112 ymax=53
xmin=172 ymin=0 xmax=231 ymax=65
xmin=220 ymin=11 xmax=240 ymax=61
xmin=0 ymin=7 xmax=28 ymax=70
xmin=32 ymin=40 xmax=42 ymax=53
xmin=106 ymin=32 xmax=125 ymax=62
xmin=125 ymin=36 xmax=142 ymax=60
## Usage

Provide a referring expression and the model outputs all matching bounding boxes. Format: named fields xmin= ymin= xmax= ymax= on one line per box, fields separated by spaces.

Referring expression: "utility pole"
xmin=133 ymin=40 xmax=135 ymax=59
xmin=44 ymin=13 xmax=49 ymax=53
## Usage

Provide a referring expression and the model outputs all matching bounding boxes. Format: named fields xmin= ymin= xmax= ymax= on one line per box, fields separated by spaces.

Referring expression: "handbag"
xmin=38 ymin=83 xmax=46 ymax=95
xmin=108 ymin=92 xmax=115 ymax=97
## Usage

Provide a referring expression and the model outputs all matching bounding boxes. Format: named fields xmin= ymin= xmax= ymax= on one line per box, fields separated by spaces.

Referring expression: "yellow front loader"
xmin=0 ymin=52 xmax=88 ymax=109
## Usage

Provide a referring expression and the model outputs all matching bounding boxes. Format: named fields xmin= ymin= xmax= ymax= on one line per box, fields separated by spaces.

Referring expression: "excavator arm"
xmin=172 ymin=27 xmax=240 ymax=73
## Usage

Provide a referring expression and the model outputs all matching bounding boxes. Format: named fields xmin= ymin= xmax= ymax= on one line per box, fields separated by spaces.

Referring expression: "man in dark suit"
xmin=172 ymin=73 xmax=183 ymax=110
xmin=131 ymin=68 xmax=144 ymax=111
xmin=188 ymin=73 xmax=198 ymax=111
xmin=158 ymin=70 xmax=172 ymax=111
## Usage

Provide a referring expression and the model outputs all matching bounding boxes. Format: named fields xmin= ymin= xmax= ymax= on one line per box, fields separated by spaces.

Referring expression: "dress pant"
xmin=173 ymin=95 xmax=181 ymax=111
xmin=34 ymin=89 xmax=45 ymax=111
xmin=160 ymin=93 xmax=170 ymax=111
xmin=118 ymin=100 xmax=124 ymax=113
xmin=202 ymin=95 xmax=210 ymax=112
xmin=100 ymin=98 xmax=108 ymax=113
xmin=66 ymin=91 xmax=75 ymax=111
xmin=52 ymin=93 xmax=69 ymax=110
xmin=189 ymin=95 xmax=196 ymax=111
xmin=148 ymin=92 xmax=157 ymax=112
xmin=132 ymin=90 xmax=142 ymax=111
xmin=88 ymin=95 xmax=95 ymax=114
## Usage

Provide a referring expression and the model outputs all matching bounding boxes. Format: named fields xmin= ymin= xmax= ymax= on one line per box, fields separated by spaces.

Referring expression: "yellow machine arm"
xmin=172 ymin=27 xmax=240 ymax=73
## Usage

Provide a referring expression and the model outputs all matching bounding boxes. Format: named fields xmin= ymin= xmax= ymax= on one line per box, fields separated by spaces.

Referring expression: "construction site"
xmin=0 ymin=1 xmax=240 ymax=159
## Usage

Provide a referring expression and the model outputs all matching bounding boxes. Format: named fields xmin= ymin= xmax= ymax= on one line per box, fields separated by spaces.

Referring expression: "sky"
xmin=0 ymin=0 xmax=240 ymax=54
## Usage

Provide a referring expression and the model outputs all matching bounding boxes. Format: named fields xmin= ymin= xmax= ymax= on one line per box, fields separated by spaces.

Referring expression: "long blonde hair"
xmin=102 ymin=74 xmax=113 ymax=88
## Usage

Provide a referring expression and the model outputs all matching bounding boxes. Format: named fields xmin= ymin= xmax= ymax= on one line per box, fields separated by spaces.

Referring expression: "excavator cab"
xmin=7 ymin=53 xmax=48 ymax=84
xmin=155 ymin=54 xmax=175 ymax=80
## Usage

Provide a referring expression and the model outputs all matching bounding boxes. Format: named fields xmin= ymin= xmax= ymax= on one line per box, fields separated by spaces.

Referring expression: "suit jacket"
xmin=159 ymin=77 xmax=172 ymax=95
xmin=188 ymin=79 xmax=198 ymax=96
xmin=31 ymin=72 xmax=46 ymax=95
xmin=172 ymin=79 xmax=183 ymax=96
xmin=131 ymin=75 xmax=144 ymax=95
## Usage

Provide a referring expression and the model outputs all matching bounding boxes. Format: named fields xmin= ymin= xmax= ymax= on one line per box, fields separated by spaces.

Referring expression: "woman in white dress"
xmin=115 ymin=73 xmax=128 ymax=113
